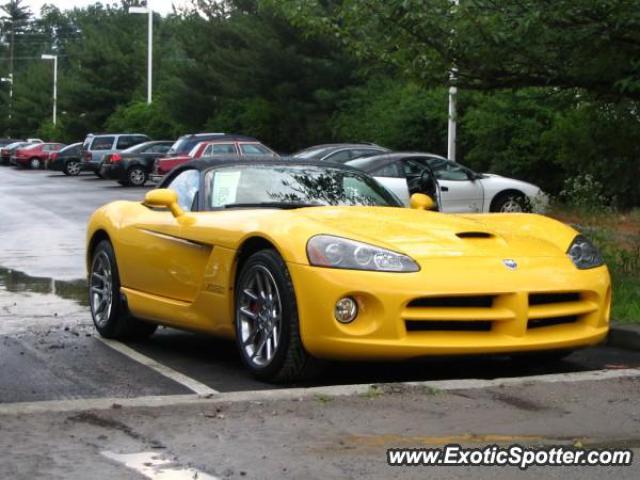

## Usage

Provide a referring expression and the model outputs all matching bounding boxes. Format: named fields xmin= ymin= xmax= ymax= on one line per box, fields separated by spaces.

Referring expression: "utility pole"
xmin=447 ymin=0 xmax=459 ymax=162
xmin=130 ymin=1 xmax=153 ymax=105
xmin=8 ymin=17 xmax=14 ymax=126
xmin=41 ymin=54 xmax=57 ymax=125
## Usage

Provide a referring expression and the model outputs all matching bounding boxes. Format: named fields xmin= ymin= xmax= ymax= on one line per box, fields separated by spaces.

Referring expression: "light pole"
xmin=447 ymin=0 xmax=460 ymax=162
xmin=129 ymin=2 xmax=153 ymax=105
xmin=41 ymin=54 xmax=58 ymax=125
xmin=1 ymin=74 xmax=13 ymax=123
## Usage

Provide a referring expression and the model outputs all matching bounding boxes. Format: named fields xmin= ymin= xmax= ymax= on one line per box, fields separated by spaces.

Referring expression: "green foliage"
xmin=105 ymin=100 xmax=183 ymax=140
xmin=559 ymin=175 xmax=611 ymax=213
xmin=269 ymin=0 xmax=640 ymax=99
xmin=332 ymin=78 xmax=448 ymax=151
xmin=37 ymin=120 xmax=65 ymax=142
xmin=547 ymin=100 xmax=640 ymax=208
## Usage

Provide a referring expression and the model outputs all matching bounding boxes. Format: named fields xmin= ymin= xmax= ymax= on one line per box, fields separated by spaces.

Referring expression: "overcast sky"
xmin=25 ymin=1 xmax=190 ymax=16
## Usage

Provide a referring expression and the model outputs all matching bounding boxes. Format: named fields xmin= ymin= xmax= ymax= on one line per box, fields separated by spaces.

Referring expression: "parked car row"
xmin=0 ymin=132 xmax=547 ymax=213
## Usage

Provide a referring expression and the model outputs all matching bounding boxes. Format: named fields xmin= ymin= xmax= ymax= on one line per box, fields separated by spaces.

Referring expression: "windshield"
xmin=206 ymin=165 xmax=401 ymax=209
xmin=123 ymin=141 xmax=155 ymax=154
xmin=168 ymin=137 xmax=195 ymax=155
xmin=59 ymin=143 xmax=81 ymax=154
xmin=168 ymin=134 xmax=225 ymax=155
xmin=293 ymin=146 xmax=333 ymax=160
xmin=426 ymin=157 xmax=475 ymax=181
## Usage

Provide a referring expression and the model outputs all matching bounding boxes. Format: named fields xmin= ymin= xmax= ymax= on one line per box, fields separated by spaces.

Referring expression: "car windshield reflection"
xmin=205 ymin=165 xmax=401 ymax=209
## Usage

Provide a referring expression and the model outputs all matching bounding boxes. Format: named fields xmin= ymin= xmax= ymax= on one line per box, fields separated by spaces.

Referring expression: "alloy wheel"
xmin=237 ymin=265 xmax=283 ymax=367
xmin=90 ymin=251 xmax=113 ymax=328
xmin=67 ymin=161 xmax=80 ymax=175
xmin=30 ymin=158 xmax=41 ymax=169
xmin=129 ymin=167 xmax=146 ymax=186
xmin=500 ymin=197 xmax=524 ymax=213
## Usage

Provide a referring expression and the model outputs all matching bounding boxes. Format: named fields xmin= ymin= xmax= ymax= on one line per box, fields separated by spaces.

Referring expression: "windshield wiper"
xmin=222 ymin=202 xmax=323 ymax=210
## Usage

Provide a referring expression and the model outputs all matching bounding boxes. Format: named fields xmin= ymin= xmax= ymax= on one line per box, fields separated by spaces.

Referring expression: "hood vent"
xmin=456 ymin=231 xmax=494 ymax=239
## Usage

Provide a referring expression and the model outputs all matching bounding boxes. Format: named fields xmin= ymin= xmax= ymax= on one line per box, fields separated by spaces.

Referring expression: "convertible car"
xmin=86 ymin=158 xmax=610 ymax=382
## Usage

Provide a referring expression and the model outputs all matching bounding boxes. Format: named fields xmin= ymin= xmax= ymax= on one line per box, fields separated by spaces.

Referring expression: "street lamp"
xmin=41 ymin=54 xmax=58 ymax=125
xmin=129 ymin=2 xmax=153 ymax=105
xmin=447 ymin=0 xmax=460 ymax=162
xmin=1 ymin=74 xmax=13 ymax=122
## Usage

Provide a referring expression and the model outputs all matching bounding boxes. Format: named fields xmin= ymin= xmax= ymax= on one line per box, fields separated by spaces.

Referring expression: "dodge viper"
xmin=86 ymin=158 xmax=611 ymax=382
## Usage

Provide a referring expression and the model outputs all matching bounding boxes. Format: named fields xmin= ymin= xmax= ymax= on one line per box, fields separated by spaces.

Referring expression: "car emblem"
xmin=503 ymin=259 xmax=517 ymax=270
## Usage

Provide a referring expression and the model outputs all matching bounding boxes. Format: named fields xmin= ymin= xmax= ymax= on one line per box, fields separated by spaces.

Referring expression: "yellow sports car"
xmin=86 ymin=158 xmax=611 ymax=382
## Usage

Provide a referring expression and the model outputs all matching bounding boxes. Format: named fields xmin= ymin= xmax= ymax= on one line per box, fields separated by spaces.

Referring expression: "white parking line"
xmin=102 ymin=451 xmax=219 ymax=480
xmin=96 ymin=337 xmax=219 ymax=396
xmin=0 ymin=367 xmax=638 ymax=416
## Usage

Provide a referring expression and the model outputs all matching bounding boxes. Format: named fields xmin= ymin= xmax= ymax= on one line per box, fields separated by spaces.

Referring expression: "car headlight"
xmin=567 ymin=235 xmax=604 ymax=269
xmin=307 ymin=235 xmax=419 ymax=272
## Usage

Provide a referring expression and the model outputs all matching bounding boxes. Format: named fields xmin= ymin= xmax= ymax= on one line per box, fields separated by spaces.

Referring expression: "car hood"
xmin=295 ymin=207 xmax=568 ymax=259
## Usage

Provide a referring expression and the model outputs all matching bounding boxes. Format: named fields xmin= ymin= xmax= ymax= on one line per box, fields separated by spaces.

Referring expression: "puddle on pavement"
xmin=0 ymin=266 xmax=88 ymax=306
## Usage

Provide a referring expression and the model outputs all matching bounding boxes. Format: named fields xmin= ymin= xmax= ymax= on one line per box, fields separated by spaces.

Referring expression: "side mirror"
xmin=410 ymin=193 xmax=435 ymax=211
xmin=144 ymin=188 xmax=184 ymax=218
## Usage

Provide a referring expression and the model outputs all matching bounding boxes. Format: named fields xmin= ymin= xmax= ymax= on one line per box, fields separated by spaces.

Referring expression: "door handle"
xmin=441 ymin=186 xmax=449 ymax=192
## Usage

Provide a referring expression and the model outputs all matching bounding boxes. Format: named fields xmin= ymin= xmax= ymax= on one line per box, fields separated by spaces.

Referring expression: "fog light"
xmin=335 ymin=297 xmax=358 ymax=323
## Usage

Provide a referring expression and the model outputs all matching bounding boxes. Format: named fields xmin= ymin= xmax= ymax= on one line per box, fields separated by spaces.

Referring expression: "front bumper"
xmin=48 ymin=157 xmax=66 ymax=171
xmin=149 ymin=174 xmax=163 ymax=184
xmin=288 ymin=257 xmax=610 ymax=361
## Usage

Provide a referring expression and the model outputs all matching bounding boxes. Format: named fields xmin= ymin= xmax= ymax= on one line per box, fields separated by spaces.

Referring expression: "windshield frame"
xmin=203 ymin=164 xmax=402 ymax=211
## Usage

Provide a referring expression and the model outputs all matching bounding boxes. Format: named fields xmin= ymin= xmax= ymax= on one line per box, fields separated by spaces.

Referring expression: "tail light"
xmin=110 ymin=153 xmax=122 ymax=163
xmin=50 ymin=152 xmax=58 ymax=161
xmin=83 ymin=151 xmax=91 ymax=162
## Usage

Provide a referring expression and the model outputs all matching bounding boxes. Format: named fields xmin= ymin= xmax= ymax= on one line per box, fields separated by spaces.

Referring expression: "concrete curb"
xmin=1 ymin=368 xmax=639 ymax=416
xmin=608 ymin=325 xmax=640 ymax=351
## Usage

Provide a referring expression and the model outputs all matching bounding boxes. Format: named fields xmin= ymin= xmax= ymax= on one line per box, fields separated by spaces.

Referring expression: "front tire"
xmin=235 ymin=249 xmax=320 ymax=382
xmin=64 ymin=160 xmax=81 ymax=176
xmin=89 ymin=240 xmax=157 ymax=340
xmin=491 ymin=191 xmax=528 ymax=213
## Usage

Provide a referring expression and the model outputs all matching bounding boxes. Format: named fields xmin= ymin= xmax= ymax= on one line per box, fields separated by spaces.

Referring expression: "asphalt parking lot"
xmin=1 ymin=166 xmax=639 ymax=402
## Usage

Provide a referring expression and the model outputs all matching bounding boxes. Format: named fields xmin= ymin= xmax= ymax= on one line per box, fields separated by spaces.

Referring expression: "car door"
xmin=423 ymin=158 xmax=484 ymax=213
xmin=119 ymin=169 xmax=209 ymax=303
xmin=369 ymin=161 xmax=412 ymax=206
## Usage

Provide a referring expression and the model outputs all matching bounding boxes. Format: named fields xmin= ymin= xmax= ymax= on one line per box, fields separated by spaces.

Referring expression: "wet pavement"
xmin=1 ymin=165 xmax=640 ymax=403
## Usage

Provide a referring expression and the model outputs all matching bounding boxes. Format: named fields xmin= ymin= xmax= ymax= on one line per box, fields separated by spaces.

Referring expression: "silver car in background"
xmin=81 ymin=133 xmax=150 ymax=177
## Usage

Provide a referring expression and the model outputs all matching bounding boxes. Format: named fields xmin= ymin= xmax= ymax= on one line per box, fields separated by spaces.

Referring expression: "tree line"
xmin=0 ymin=0 xmax=638 ymax=206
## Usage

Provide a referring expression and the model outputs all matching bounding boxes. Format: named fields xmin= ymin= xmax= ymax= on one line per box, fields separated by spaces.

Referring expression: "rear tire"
xmin=127 ymin=166 xmax=147 ymax=186
xmin=89 ymin=240 xmax=157 ymax=340
xmin=64 ymin=160 xmax=81 ymax=176
xmin=29 ymin=158 xmax=42 ymax=170
xmin=234 ymin=249 xmax=321 ymax=383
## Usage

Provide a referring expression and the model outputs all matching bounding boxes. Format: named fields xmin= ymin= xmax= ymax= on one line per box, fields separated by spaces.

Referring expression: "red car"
xmin=11 ymin=143 xmax=65 ymax=169
xmin=150 ymin=134 xmax=277 ymax=182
